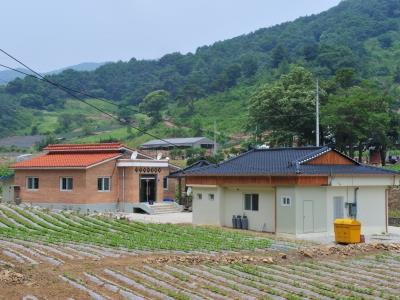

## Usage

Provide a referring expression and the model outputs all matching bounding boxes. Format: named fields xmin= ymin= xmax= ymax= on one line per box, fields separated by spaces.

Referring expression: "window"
xmin=281 ymin=196 xmax=291 ymax=207
xmin=60 ymin=177 xmax=73 ymax=191
xmin=26 ymin=177 xmax=39 ymax=190
xmin=208 ymin=193 xmax=215 ymax=201
xmin=97 ymin=177 xmax=110 ymax=192
xmin=244 ymin=194 xmax=259 ymax=211
xmin=197 ymin=193 xmax=203 ymax=200
xmin=163 ymin=177 xmax=169 ymax=190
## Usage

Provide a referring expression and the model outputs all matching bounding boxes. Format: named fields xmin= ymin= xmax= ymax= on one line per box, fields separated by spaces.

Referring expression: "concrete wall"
xmin=222 ymin=187 xmax=275 ymax=232
xmin=294 ymin=187 xmax=327 ymax=234
xmin=325 ymin=186 xmax=387 ymax=235
xmin=276 ymin=187 xmax=296 ymax=234
xmin=190 ymin=176 xmax=391 ymax=236
xmin=354 ymin=186 xmax=387 ymax=235
xmin=192 ymin=186 xmax=222 ymax=225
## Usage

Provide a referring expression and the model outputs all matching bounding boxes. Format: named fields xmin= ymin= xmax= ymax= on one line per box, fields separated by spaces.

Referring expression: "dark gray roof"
xmin=183 ymin=147 xmax=399 ymax=177
xmin=169 ymin=160 xmax=214 ymax=178
xmin=140 ymin=137 xmax=214 ymax=148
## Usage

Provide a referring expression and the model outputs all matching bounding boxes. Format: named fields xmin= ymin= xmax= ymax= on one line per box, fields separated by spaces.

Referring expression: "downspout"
xmin=353 ymin=187 xmax=359 ymax=219
xmin=385 ymin=188 xmax=388 ymax=234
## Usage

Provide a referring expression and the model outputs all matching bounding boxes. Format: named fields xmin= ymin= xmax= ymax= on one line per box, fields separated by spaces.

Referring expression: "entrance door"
xmin=303 ymin=200 xmax=314 ymax=233
xmin=139 ymin=175 xmax=157 ymax=203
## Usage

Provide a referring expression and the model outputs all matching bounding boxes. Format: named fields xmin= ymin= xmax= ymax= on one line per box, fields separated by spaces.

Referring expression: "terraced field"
xmin=0 ymin=205 xmax=272 ymax=252
xmin=1 ymin=237 xmax=400 ymax=299
xmin=2 ymin=205 xmax=400 ymax=299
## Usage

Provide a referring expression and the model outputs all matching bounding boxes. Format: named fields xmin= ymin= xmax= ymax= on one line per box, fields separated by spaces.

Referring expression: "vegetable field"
xmin=0 ymin=205 xmax=272 ymax=252
xmin=1 ymin=236 xmax=400 ymax=299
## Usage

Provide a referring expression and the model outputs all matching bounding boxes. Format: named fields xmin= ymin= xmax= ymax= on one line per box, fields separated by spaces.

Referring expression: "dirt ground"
xmin=1 ymin=240 xmax=400 ymax=300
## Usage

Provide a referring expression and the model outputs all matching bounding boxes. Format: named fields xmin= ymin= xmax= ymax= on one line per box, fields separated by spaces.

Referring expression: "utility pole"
xmin=213 ymin=120 xmax=218 ymax=155
xmin=316 ymin=78 xmax=320 ymax=147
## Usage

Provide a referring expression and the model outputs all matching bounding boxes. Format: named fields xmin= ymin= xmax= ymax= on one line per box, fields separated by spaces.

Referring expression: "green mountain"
xmin=1 ymin=0 xmax=400 ymax=148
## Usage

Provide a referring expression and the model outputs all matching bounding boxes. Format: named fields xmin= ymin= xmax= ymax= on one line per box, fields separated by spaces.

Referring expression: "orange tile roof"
xmin=44 ymin=143 xmax=123 ymax=152
xmin=11 ymin=152 xmax=122 ymax=169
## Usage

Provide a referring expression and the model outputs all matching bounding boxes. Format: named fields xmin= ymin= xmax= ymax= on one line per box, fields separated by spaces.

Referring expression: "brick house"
xmin=10 ymin=143 xmax=180 ymax=213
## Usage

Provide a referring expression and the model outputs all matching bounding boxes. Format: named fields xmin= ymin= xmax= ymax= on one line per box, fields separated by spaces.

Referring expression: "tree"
xmin=335 ymin=68 xmax=357 ymax=89
xmin=271 ymin=44 xmax=289 ymax=68
xmin=177 ymin=84 xmax=203 ymax=115
xmin=248 ymin=66 xmax=319 ymax=146
xmin=139 ymin=90 xmax=170 ymax=123
xmin=241 ymin=56 xmax=258 ymax=77
xmin=322 ymin=82 xmax=395 ymax=163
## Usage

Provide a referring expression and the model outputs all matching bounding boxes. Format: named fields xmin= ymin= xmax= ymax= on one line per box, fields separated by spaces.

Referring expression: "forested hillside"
xmin=1 ymin=0 xmax=400 ymax=155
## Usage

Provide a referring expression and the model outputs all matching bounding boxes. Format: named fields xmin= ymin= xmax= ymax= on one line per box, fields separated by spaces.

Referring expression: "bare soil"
xmin=1 ymin=241 xmax=399 ymax=299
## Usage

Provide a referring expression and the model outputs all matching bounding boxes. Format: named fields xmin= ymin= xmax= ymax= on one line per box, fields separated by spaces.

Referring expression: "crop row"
xmin=54 ymin=252 xmax=400 ymax=300
xmin=0 ymin=205 xmax=272 ymax=251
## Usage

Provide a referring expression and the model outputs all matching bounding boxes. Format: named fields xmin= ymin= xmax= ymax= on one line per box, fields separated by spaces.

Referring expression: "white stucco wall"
xmin=223 ymin=187 xmax=275 ymax=232
xmin=191 ymin=186 xmax=222 ymax=226
xmin=294 ymin=187 xmax=327 ymax=234
xmin=190 ymin=176 xmax=391 ymax=236
xmin=276 ymin=187 xmax=296 ymax=234
xmin=357 ymin=186 xmax=387 ymax=234
xmin=326 ymin=186 xmax=387 ymax=235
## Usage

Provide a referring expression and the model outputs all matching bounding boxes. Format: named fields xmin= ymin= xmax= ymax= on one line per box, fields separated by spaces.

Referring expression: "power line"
xmin=0 ymin=52 xmax=181 ymax=147
xmin=0 ymin=49 xmax=318 ymax=148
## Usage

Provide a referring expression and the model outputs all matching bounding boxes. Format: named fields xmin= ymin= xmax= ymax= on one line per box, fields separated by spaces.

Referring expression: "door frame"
xmin=139 ymin=174 xmax=157 ymax=203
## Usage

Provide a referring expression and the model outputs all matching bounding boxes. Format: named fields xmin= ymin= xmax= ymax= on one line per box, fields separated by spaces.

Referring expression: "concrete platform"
xmin=296 ymin=226 xmax=400 ymax=245
xmin=121 ymin=212 xmax=192 ymax=224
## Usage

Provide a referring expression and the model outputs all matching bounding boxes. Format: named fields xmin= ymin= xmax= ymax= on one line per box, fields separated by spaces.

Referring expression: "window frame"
xmin=208 ymin=193 xmax=215 ymax=201
xmin=281 ymin=196 xmax=292 ymax=207
xmin=26 ymin=177 xmax=39 ymax=190
xmin=60 ymin=177 xmax=73 ymax=192
xmin=97 ymin=177 xmax=111 ymax=192
xmin=163 ymin=177 xmax=169 ymax=190
xmin=197 ymin=193 xmax=203 ymax=200
xmin=244 ymin=193 xmax=259 ymax=211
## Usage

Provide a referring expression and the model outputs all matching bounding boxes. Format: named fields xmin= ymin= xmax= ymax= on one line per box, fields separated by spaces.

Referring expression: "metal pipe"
xmin=354 ymin=187 xmax=359 ymax=219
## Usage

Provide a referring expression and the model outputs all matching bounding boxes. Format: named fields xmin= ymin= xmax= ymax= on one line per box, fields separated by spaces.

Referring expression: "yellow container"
xmin=334 ymin=219 xmax=361 ymax=244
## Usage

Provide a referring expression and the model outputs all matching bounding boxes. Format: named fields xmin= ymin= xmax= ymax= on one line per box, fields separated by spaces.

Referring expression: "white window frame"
xmin=60 ymin=177 xmax=73 ymax=192
xmin=244 ymin=193 xmax=259 ymax=211
xmin=197 ymin=193 xmax=203 ymax=200
xmin=163 ymin=177 xmax=169 ymax=190
xmin=281 ymin=196 xmax=292 ymax=207
xmin=26 ymin=177 xmax=39 ymax=190
xmin=208 ymin=193 xmax=215 ymax=201
xmin=97 ymin=177 xmax=111 ymax=192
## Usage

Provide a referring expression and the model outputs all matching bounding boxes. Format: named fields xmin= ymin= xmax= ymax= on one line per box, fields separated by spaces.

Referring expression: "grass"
xmin=389 ymin=209 xmax=400 ymax=218
xmin=0 ymin=206 xmax=272 ymax=252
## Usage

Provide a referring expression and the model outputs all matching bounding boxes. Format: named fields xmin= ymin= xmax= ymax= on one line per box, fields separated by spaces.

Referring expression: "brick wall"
xmin=15 ymin=159 xmax=119 ymax=205
xmin=15 ymin=160 xmax=178 ymax=206
xmin=389 ymin=188 xmax=400 ymax=210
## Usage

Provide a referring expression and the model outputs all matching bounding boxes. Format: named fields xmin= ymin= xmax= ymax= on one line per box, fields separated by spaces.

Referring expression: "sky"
xmin=0 ymin=0 xmax=341 ymax=72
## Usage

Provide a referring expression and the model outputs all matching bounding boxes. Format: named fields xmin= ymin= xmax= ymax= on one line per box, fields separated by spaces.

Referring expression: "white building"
xmin=183 ymin=146 xmax=400 ymax=237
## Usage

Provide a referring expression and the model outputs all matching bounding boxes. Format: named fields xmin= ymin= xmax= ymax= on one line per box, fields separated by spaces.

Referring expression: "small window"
xmin=97 ymin=177 xmax=110 ymax=191
xmin=27 ymin=177 xmax=39 ymax=190
xmin=163 ymin=177 xmax=169 ymax=190
xmin=244 ymin=194 xmax=259 ymax=211
xmin=197 ymin=193 xmax=203 ymax=200
xmin=208 ymin=193 xmax=215 ymax=201
xmin=60 ymin=177 xmax=73 ymax=191
xmin=281 ymin=196 xmax=291 ymax=207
